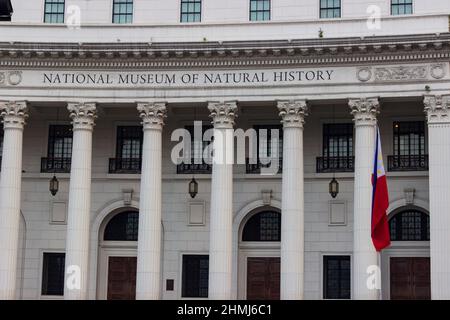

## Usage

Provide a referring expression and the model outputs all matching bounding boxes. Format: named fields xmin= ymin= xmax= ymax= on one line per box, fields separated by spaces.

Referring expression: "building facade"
xmin=0 ymin=0 xmax=450 ymax=300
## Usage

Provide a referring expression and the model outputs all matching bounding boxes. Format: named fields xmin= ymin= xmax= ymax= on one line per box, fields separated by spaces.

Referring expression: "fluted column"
xmin=135 ymin=102 xmax=167 ymax=300
xmin=64 ymin=102 xmax=97 ymax=300
xmin=349 ymin=98 xmax=380 ymax=300
xmin=424 ymin=95 xmax=450 ymax=300
xmin=277 ymin=100 xmax=308 ymax=300
xmin=0 ymin=101 xmax=28 ymax=300
xmin=208 ymin=101 xmax=237 ymax=300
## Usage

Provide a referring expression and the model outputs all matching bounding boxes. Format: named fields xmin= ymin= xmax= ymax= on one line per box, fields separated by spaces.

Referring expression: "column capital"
xmin=208 ymin=101 xmax=237 ymax=129
xmin=424 ymin=95 xmax=450 ymax=124
xmin=349 ymin=98 xmax=379 ymax=126
xmin=277 ymin=100 xmax=308 ymax=128
xmin=67 ymin=102 xmax=97 ymax=130
xmin=0 ymin=101 xmax=28 ymax=129
xmin=137 ymin=102 xmax=167 ymax=130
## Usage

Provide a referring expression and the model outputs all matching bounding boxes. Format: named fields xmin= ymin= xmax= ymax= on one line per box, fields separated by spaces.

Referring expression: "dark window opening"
xmin=242 ymin=211 xmax=281 ymax=242
xmin=320 ymin=0 xmax=341 ymax=18
xmin=0 ymin=0 xmax=13 ymax=21
xmin=182 ymin=255 xmax=209 ymax=298
xmin=250 ymin=0 xmax=270 ymax=21
xmin=181 ymin=0 xmax=201 ymax=23
xmin=389 ymin=209 xmax=429 ymax=241
xmin=317 ymin=123 xmax=354 ymax=173
xmin=323 ymin=255 xmax=351 ymax=299
xmin=42 ymin=252 xmax=65 ymax=296
xmin=41 ymin=124 xmax=72 ymax=173
xmin=109 ymin=126 xmax=143 ymax=174
xmin=247 ymin=125 xmax=283 ymax=174
xmin=44 ymin=0 xmax=65 ymax=23
xmin=177 ymin=124 xmax=213 ymax=174
xmin=113 ymin=0 xmax=133 ymax=24
xmin=104 ymin=211 xmax=139 ymax=241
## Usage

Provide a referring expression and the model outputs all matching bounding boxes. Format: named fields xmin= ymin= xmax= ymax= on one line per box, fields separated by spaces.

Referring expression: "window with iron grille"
xmin=182 ymin=255 xmax=209 ymax=298
xmin=44 ymin=0 xmax=65 ymax=23
xmin=41 ymin=252 xmax=65 ymax=296
xmin=391 ymin=0 xmax=413 ymax=15
xmin=181 ymin=0 xmax=201 ymax=23
xmin=247 ymin=125 xmax=283 ymax=174
xmin=323 ymin=256 xmax=351 ymax=299
xmin=113 ymin=0 xmax=133 ymax=24
xmin=389 ymin=210 xmax=429 ymax=241
xmin=110 ymin=126 xmax=143 ymax=173
xmin=242 ymin=211 xmax=281 ymax=242
xmin=104 ymin=211 xmax=139 ymax=241
xmin=250 ymin=0 xmax=270 ymax=21
xmin=393 ymin=121 xmax=426 ymax=157
xmin=42 ymin=125 xmax=72 ymax=173
xmin=320 ymin=0 xmax=341 ymax=18
xmin=177 ymin=124 xmax=212 ymax=174
xmin=317 ymin=123 xmax=354 ymax=173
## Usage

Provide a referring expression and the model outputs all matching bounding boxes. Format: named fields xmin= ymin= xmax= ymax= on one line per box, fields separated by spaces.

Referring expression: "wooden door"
xmin=107 ymin=257 xmax=137 ymax=300
xmin=390 ymin=257 xmax=430 ymax=300
xmin=247 ymin=257 xmax=280 ymax=300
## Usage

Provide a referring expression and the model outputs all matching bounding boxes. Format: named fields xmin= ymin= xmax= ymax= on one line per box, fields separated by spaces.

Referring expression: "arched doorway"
xmin=238 ymin=208 xmax=281 ymax=300
xmin=382 ymin=207 xmax=430 ymax=300
xmin=97 ymin=210 xmax=139 ymax=300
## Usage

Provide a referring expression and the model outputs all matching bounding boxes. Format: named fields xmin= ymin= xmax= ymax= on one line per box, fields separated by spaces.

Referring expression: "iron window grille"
xmin=180 ymin=0 xmax=201 ymax=23
xmin=41 ymin=125 xmax=72 ymax=173
xmin=112 ymin=0 xmax=133 ymax=24
xmin=249 ymin=0 xmax=270 ymax=21
xmin=182 ymin=255 xmax=209 ymax=298
xmin=317 ymin=123 xmax=354 ymax=173
xmin=109 ymin=126 xmax=143 ymax=174
xmin=388 ymin=121 xmax=428 ymax=171
xmin=104 ymin=211 xmax=139 ymax=241
xmin=389 ymin=210 xmax=429 ymax=241
xmin=320 ymin=0 xmax=341 ymax=18
xmin=176 ymin=125 xmax=213 ymax=174
xmin=246 ymin=125 xmax=283 ymax=174
xmin=323 ymin=256 xmax=351 ymax=299
xmin=44 ymin=0 xmax=65 ymax=23
xmin=242 ymin=211 xmax=281 ymax=242
xmin=391 ymin=0 xmax=413 ymax=15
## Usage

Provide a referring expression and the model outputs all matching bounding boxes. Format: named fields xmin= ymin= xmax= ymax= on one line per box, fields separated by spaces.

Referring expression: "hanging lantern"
xmin=189 ymin=177 xmax=198 ymax=198
xmin=49 ymin=175 xmax=59 ymax=196
xmin=329 ymin=177 xmax=339 ymax=198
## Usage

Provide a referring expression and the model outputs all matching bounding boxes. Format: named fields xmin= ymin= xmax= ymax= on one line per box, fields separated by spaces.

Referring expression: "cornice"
xmin=1 ymin=33 xmax=450 ymax=69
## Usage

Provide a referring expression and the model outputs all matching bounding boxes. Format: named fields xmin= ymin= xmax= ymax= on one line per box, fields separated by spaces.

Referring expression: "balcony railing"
xmin=246 ymin=158 xmax=283 ymax=174
xmin=41 ymin=157 xmax=71 ymax=173
xmin=109 ymin=158 xmax=142 ymax=174
xmin=388 ymin=155 xmax=429 ymax=172
xmin=177 ymin=161 xmax=212 ymax=174
xmin=316 ymin=156 xmax=355 ymax=173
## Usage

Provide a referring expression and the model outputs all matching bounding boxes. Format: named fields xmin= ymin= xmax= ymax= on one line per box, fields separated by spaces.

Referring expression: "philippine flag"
xmin=371 ymin=127 xmax=391 ymax=252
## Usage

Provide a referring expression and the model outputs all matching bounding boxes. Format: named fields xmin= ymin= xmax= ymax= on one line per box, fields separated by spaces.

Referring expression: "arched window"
xmin=104 ymin=211 xmax=139 ymax=241
xmin=389 ymin=209 xmax=429 ymax=241
xmin=242 ymin=211 xmax=281 ymax=242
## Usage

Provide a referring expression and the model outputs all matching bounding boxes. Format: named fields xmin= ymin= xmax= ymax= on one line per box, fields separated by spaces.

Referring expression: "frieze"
xmin=0 ymin=71 xmax=22 ymax=86
xmin=356 ymin=64 xmax=447 ymax=83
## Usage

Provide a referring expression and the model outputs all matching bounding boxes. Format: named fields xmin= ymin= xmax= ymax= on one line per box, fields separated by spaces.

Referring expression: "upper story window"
xmin=388 ymin=121 xmax=428 ymax=171
xmin=112 ymin=0 xmax=133 ymax=24
xmin=180 ymin=0 xmax=201 ymax=23
xmin=41 ymin=252 xmax=65 ymax=296
xmin=317 ymin=123 xmax=354 ymax=173
xmin=250 ymin=0 xmax=270 ymax=21
xmin=320 ymin=0 xmax=341 ymax=19
xmin=44 ymin=0 xmax=65 ymax=23
xmin=109 ymin=126 xmax=143 ymax=174
xmin=0 ymin=0 xmax=13 ymax=22
xmin=391 ymin=0 xmax=413 ymax=15
xmin=246 ymin=125 xmax=283 ymax=174
xmin=177 ymin=124 xmax=212 ymax=174
xmin=41 ymin=124 xmax=72 ymax=173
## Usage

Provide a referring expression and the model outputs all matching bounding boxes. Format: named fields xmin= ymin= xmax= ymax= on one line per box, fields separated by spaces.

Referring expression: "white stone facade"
xmin=0 ymin=0 xmax=449 ymax=300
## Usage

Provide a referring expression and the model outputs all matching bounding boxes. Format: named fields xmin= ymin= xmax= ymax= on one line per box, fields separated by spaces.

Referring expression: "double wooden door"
xmin=390 ymin=257 xmax=430 ymax=300
xmin=246 ymin=257 xmax=280 ymax=300
xmin=107 ymin=256 xmax=137 ymax=300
